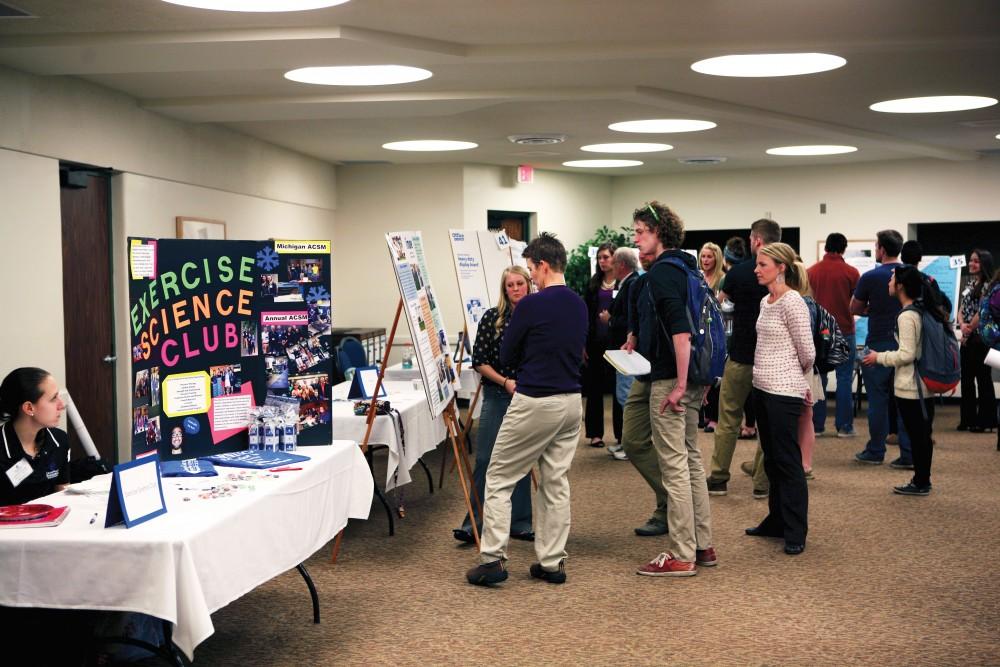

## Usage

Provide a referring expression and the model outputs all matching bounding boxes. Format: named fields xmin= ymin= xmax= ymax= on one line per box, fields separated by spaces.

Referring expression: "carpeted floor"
xmin=195 ymin=403 xmax=1000 ymax=666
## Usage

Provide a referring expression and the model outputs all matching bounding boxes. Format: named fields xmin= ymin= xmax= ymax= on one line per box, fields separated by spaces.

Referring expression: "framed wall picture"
xmin=176 ymin=217 xmax=226 ymax=240
xmin=816 ymin=238 xmax=875 ymax=263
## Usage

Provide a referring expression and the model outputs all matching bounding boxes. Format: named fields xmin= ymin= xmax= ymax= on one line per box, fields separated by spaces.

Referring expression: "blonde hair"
xmin=496 ymin=265 xmax=531 ymax=334
xmin=758 ymin=242 xmax=809 ymax=293
xmin=699 ymin=242 xmax=724 ymax=291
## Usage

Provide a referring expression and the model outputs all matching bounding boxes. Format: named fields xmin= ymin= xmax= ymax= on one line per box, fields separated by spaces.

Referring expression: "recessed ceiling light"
xmin=161 ymin=0 xmax=349 ymax=10
xmin=608 ymin=119 xmax=716 ymax=134
xmin=285 ymin=65 xmax=432 ymax=86
xmin=766 ymin=145 xmax=858 ymax=156
xmin=562 ymin=160 xmax=643 ymax=168
xmin=996 ymin=133 xmax=1000 ymax=140
xmin=581 ymin=143 xmax=672 ymax=153
xmin=382 ymin=140 xmax=477 ymax=152
xmin=870 ymin=96 xmax=998 ymax=113
xmin=691 ymin=53 xmax=846 ymax=77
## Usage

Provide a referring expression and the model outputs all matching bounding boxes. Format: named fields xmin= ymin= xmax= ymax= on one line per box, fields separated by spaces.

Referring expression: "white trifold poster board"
xmin=448 ymin=229 xmax=520 ymax=348
xmin=386 ymin=231 xmax=460 ymax=418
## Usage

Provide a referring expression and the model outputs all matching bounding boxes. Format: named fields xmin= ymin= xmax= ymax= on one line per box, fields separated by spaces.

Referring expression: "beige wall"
xmin=611 ymin=157 xmax=1000 ymax=261
xmin=462 ymin=164 xmax=613 ymax=250
xmin=0 ymin=66 xmax=336 ymax=210
xmin=332 ymin=164 xmax=465 ymax=362
xmin=0 ymin=151 xmax=65 ymax=390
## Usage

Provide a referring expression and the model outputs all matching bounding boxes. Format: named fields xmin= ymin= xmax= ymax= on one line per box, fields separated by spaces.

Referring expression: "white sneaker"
xmin=607 ymin=444 xmax=623 ymax=457
xmin=612 ymin=448 xmax=629 ymax=461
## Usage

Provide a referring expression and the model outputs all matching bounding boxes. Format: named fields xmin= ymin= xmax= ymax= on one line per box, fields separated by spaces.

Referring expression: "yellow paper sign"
xmin=273 ymin=240 xmax=331 ymax=254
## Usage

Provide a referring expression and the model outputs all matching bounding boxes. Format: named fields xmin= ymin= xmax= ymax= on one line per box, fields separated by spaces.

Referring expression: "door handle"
xmin=102 ymin=355 xmax=117 ymax=364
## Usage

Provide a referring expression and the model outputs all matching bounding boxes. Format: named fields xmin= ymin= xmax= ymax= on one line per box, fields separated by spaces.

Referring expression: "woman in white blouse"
xmin=745 ymin=242 xmax=815 ymax=556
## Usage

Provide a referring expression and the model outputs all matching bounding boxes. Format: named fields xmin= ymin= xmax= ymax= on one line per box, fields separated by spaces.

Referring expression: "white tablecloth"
xmin=331 ymin=380 xmax=448 ymax=491
xmin=383 ymin=361 xmax=481 ymax=403
xmin=0 ymin=441 xmax=373 ymax=662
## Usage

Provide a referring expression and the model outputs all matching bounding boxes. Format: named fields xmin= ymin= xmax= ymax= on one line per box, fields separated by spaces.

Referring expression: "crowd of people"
xmin=462 ymin=204 xmax=999 ymax=586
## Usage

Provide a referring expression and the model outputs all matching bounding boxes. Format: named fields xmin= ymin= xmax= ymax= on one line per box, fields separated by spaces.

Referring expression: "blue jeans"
xmin=460 ymin=383 xmax=532 ymax=535
xmin=615 ymin=370 xmax=635 ymax=407
xmin=814 ymin=333 xmax=857 ymax=433
xmin=860 ymin=339 xmax=912 ymax=461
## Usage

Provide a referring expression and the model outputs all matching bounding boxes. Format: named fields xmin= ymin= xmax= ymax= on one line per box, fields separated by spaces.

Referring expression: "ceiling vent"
xmin=678 ymin=157 xmax=727 ymax=165
xmin=0 ymin=2 xmax=33 ymax=18
xmin=959 ymin=119 xmax=1000 ymax=129
xmin=507 ymin=134 xmax=567 ymax=146
xmin=510 ymin=150 xmax=561 ymax=157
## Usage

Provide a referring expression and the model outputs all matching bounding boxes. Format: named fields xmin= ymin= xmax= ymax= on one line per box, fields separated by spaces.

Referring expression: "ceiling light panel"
xmin=562 ymin=160 xmax=643 ymax=168
xmin=581 ymin=143 xmax=672 ymax=153
xmin=285 ymin=66 xmax=432 ymax=86
xmin=161 ymin=0 xmax=350 ymax=10
xmin=869 ymin=96 xmax=998 ymax=113
xmin=382 ymin=140 xmax=477 ymax=152
xmin=766 ymin=145 xmax=858 ymax=156
xmin=608 ymin=119 xmax=716 ymax=133
xmin=691 ymin=53 xmax=846 ymax=77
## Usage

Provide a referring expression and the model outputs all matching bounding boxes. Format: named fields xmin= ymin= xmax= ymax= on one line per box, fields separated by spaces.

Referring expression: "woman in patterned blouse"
xmin=746 ymin=242 xmax=815 ymax=556
xmin=453 ymin=265 xmax=535 ymax=544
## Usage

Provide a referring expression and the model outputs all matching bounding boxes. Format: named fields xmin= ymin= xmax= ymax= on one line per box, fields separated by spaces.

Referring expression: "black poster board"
xmin=127 ymin=238 xmax=333 ymax=459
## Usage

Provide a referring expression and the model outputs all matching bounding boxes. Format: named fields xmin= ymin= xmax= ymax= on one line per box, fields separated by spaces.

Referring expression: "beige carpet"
xmin=195 ymin=403 xmax=1000 ymax=666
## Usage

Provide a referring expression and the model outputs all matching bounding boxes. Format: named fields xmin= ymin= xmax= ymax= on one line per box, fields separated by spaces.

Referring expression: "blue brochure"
xmin=106 ymin=454 xmax=168 ymax=529
xmin=199 ymin=450 xmax=311 ymax=469
xmin=160 ymin=459 xmax=218 ymax=477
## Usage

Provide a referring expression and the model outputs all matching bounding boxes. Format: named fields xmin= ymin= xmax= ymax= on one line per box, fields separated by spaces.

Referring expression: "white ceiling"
xmin=1 ymin=0 xmax=998 ymax=174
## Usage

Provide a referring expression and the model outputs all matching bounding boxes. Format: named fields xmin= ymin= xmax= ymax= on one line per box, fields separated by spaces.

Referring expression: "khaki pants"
xmin=649 ymin=379 xmax=714 ymax=562
xmin=480 ymin=392 xmax=582 ymax=570
xmin=709 ymin=359 xmax=755 ymax=482
xmin=620 ymin=379 xmax=667 ymax=523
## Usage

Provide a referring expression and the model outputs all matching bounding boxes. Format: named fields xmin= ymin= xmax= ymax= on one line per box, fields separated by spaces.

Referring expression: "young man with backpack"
xmin=861 ymin=264 xmax=957 ymax=495
xmin=628 ymin=201 xmax=717 ymax=577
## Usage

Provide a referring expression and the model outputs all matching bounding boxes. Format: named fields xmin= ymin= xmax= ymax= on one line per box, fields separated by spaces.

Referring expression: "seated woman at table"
xmin=1 ymin=367 xmax=165 ymax=664
xmin=454 ymin=266 xmax=535 ymax=544
xmin=0 ymin=367 xmax=71 ymax=506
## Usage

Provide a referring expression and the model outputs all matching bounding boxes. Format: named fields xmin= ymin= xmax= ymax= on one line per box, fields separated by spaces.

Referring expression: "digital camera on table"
xmin=353 ymin=400 xmax=392 ymax=416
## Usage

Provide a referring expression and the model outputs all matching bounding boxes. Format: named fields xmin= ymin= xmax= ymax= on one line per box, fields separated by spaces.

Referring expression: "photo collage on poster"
xmin=126 ymin=237 xmax=333 ymax=460
xmin=257 ymin=241 xmax=334 ymax=433
xmin=386 ymin=231 xmax=458 ymax=418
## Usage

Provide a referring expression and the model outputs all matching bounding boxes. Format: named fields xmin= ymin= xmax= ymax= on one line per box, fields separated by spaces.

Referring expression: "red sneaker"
xmin=636 ymin=552 xmax=697 ymax=577
xmin=696 ymin=547 xmax=718 ymax=567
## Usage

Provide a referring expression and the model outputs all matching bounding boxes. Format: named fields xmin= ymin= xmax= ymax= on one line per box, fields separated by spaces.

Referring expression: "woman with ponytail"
xmin=0 ymin=367 xmax=70 ymax=506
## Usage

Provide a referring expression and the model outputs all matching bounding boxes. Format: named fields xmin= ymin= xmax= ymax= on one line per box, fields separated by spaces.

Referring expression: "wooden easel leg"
xmin=330 ymin=528 xmax=345 ymax=563
xmin=448 ymin=414 xmax=480 ymax=549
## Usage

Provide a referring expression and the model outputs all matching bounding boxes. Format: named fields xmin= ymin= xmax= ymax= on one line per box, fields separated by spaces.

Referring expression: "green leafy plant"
xmin=565 ymin=225 xmax=632 ymax=295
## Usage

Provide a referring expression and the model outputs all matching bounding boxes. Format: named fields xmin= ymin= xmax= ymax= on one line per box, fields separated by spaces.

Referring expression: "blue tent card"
xmin=106 ymin=454 xmax=168 ymax=528
xmin=199 ymin=450 xmax=311 ymax=469
xmin=348 ymin=366 xmax=387 ymax=399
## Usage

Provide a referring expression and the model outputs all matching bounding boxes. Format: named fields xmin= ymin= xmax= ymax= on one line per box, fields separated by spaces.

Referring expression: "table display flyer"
xmin=387 ymin=231 xmax=459 ymax=418
xmin=128 ymin=237 xmax=333 ymax=459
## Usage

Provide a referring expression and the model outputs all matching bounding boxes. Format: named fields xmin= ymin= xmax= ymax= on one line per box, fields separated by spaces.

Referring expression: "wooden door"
xmin=60 ymin=168 xmax=117 ymax=462
xmin=499 ymin=217 xmax=524 ymax=241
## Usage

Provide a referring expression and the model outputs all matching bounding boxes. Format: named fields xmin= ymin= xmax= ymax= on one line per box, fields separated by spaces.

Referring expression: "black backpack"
xmin=804 ymin=296 xmax=851 ymax=373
